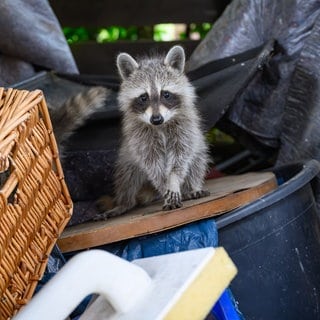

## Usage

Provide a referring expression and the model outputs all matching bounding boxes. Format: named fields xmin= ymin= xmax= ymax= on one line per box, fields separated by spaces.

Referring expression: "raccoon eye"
xmin=162 ymin=90 xmax=171 ymax=99
xmin=139 ymin=93 xmax=148 ymax=103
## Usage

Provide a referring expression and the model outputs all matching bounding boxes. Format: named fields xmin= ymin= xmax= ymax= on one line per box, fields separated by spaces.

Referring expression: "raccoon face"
xmin=117 ymin=46 xmax=191 ymax=126
xmin=132 ymin=89 xmax=181 ymax=125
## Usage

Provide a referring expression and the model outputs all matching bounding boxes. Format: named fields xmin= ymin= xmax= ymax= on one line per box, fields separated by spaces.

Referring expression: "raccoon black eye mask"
xmin=95 ymin=45 xmax=210 ymax=220
xmin=131 ymin=90 xmax=181 ymax=124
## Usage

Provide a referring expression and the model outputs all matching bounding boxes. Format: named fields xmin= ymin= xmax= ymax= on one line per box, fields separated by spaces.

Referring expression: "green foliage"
xmin=63 ymin=23 xmax=212 ymax=43
xmin=206 ymin=128 xmax=235 ymax=145
xmin=96 ymin=26 xmax=139 ymax=42
xmin=64 ymin=26 xmax=140 ymax=43
xmin=64 ymin=27 xmax=91 ymax=43
xmin=190 ymin=22 xmax=212 ymax=39
xmin=153 ymin=24 xmax=176 ymax=41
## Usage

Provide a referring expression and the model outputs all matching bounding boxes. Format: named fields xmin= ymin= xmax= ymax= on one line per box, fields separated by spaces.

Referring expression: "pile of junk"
xmin=0 ymin=0 xmax=320 ymax=319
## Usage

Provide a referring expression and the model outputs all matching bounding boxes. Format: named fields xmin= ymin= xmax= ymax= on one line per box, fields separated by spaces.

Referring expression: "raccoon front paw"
xmin=183 ymin=189 xmax=210 ymax=200
xmin=162 ymin=190 xmax=182 ymax=210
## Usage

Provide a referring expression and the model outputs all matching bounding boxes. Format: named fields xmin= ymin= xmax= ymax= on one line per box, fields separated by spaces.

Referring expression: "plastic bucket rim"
xmin=216 ymin=159 xmax=320 ymax=229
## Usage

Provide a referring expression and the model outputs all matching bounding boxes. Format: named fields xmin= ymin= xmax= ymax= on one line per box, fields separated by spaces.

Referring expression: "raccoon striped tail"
xmin=50 ymin=86 xmax=109 ymax=144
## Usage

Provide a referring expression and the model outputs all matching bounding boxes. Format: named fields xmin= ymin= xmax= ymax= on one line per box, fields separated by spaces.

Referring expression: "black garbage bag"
xmin=187 ymin=0 xmax=320 ymax=165
xmin=188 ymin=40 xmax=277 ymax=143
xmin=0 ymin=0 xmax=78 ymax=86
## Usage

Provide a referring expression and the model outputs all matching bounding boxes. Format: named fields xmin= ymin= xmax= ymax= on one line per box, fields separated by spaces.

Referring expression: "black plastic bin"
xmin=216 ymin=159 xmax=320 ymax=320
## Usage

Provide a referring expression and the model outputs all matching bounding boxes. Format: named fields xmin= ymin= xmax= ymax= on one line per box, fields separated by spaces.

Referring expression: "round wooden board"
xmin=58 ymin=172 xmax=277 ymax=252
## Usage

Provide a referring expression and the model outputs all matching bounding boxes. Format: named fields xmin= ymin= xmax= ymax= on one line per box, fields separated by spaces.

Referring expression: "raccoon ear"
xmin=117 ymin=53 xmax=139 ymax=79
xmin=164 ymin=45 xmax=185 ymax=73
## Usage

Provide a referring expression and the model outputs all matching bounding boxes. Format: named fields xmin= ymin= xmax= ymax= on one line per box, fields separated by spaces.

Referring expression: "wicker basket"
xmin=0 ymin=88 xmax=72 ymax=319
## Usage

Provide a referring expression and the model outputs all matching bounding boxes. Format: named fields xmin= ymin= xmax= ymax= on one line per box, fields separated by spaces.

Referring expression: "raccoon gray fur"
xmin=96 ymin=46 xmax=209 ymax=219
xmin=48 ymin=86 xmax=108 ymax=147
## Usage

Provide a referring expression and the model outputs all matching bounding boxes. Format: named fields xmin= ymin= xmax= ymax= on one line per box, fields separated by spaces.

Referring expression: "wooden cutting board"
xmin=58 ymin=172 xmax=277 ymax=252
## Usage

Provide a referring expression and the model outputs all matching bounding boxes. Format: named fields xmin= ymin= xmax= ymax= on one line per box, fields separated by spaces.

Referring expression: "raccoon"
xmin=48 ymin=86 xmax=109 ymax=149
xmin=96 ymin=45 xmax=209 ymax=219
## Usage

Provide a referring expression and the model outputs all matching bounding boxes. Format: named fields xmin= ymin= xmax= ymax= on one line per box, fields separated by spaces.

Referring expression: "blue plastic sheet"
xmin=98 ymin=219 xmax=218 ymax=261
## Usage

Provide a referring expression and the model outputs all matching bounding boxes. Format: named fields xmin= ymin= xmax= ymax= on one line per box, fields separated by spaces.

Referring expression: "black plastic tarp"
xmin=187 ymin=0 xmax=320 ymax=165
xmin=0 ymin=0 xmax=78 ymax=86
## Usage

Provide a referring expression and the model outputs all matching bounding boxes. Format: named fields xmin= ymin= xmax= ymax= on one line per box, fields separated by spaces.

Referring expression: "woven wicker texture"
xmin=0 ymin=88 xmax=72 ymax=319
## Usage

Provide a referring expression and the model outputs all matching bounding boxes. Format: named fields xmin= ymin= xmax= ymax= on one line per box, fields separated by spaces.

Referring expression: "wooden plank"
xmin=70 ymin=40 xmax=199 ymax=74
xmin=50 ymin=0 xmax=227 ymax=27
xmin=58 ymin=172 xmax=278 ymax=252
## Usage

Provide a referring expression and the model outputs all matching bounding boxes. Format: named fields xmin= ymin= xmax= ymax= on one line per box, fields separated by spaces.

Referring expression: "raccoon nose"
xmin=150 ymin=114 xmax=164 ymax=125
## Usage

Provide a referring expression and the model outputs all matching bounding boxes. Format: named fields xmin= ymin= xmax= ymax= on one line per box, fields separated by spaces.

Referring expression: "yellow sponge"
xmin=164 ymin=247 xmax=238 ymax=320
